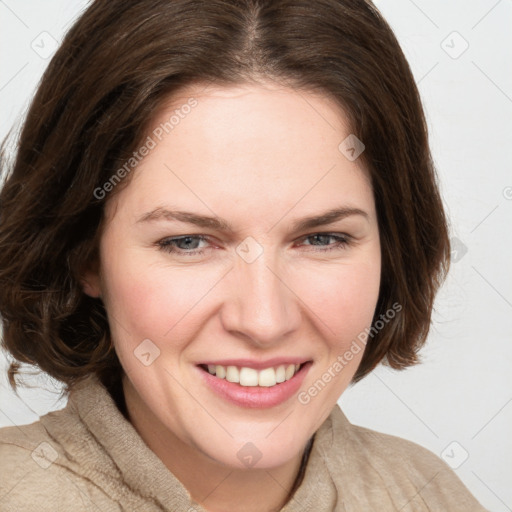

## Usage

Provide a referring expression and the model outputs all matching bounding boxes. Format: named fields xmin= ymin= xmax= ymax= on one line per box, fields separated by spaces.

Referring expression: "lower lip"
xmin=196 ymin=362 xmax=312 ymax=409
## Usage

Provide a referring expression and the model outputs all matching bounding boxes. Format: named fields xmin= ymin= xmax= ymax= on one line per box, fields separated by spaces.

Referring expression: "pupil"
xmin=312 ymin=234 xmax=329 ymax=245
xmin=180 ymin=236 xmax=199 ymax=249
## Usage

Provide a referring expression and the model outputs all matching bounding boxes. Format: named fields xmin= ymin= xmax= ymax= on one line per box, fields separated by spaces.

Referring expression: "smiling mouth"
xmin=198 ymin=363 xmax=306 ymax=388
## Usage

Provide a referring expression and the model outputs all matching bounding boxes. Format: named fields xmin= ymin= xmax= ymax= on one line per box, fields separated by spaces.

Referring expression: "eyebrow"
xmin=136 ymin=205 xmax=369 ymax=232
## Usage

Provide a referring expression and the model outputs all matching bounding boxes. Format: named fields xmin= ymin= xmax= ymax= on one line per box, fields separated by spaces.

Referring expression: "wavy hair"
xmin=0 ymin=0 xmax=450 ymax=397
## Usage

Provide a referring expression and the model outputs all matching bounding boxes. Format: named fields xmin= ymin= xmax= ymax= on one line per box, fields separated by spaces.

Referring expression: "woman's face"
xmin=85 ymin=82 xmax=381 ymax=469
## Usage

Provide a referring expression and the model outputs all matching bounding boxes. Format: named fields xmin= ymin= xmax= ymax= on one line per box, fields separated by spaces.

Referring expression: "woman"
xmin=0 ymin=0 xmax=488 ymax=510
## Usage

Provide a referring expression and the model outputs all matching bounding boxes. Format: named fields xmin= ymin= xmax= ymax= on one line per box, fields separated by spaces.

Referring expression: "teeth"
xmin=205 ymin=363 xmax=303 ymax=387
xmin=258 ymin=367 xmax=276 ymax=387
xmin=240 ymin=367 xmax=259 ymax=386
xmin=285 ymin=364 xmax=296 ymax=380
xmin=275 ymin=365 xmax=286 ymax=383
xmin=226 ymin=366 xmax=239 ymax=383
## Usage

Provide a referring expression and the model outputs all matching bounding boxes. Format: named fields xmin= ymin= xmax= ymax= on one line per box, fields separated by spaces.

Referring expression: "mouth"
xmin=198 ymin=362 xmax=306 ymax=388
xmin=196 ymin=360 xmax=313 ymax=408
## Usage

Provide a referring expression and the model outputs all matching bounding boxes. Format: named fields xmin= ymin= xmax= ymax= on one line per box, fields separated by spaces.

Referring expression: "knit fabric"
xmin=0 ymin=374 xmax=487 ymax=511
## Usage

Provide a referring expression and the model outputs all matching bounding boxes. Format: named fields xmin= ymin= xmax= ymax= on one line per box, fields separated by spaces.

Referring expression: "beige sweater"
xmin=0 ymin=374 xmax=487 ymax=511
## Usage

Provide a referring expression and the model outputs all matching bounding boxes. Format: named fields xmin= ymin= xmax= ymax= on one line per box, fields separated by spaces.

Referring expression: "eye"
xmin=298 ymin=233 xmax=351 ymax=252
xmin=157 ymin=235 xmax=211 ymax=256
xmin=157 ymin=232 xmax=352 ymax=257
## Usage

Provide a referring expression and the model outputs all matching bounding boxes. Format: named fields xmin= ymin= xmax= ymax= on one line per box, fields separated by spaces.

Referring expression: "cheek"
xmin=100 ymin=251 xmax=219 ymax=347
xmin=293 ymin=257 xmax=381 ymax=343
xmin=293 ymin=257 xmax=380 ymax=424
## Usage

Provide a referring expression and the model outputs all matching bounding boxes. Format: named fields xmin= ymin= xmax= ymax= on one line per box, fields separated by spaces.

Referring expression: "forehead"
xmin=152 ymin=81 xmax=352 ymax=158
xmin=105 ymin=82 xmax=374 ymax=224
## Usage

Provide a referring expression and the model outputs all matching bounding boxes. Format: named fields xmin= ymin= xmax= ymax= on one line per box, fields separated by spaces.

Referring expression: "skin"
xmin=82 ymin=81 xmax=381 ymax=512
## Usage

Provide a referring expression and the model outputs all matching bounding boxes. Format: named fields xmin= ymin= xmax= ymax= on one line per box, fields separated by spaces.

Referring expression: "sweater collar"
xmin=68 ymin=373 xmax=344 ymax=511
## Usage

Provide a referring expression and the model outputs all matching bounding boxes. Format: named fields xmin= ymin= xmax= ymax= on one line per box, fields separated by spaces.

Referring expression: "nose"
xmin=220 ymin=251 xmax=301 ymax=347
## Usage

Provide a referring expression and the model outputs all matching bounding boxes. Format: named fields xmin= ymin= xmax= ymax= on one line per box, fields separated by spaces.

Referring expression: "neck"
xmin=121 ymin=374 xmax=312 ymax=512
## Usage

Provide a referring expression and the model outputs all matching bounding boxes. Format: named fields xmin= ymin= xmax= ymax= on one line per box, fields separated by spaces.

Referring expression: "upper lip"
xmin=198 ymin=357 xmax=311 ymax=370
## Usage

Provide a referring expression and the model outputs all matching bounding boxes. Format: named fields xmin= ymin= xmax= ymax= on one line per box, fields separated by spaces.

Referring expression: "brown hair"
xmin=0 ymin=0 xmax=450 ymax=396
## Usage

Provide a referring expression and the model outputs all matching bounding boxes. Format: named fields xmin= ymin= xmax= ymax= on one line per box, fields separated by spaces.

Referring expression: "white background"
xmin=1 ymin=1 xmax=511 ymax=510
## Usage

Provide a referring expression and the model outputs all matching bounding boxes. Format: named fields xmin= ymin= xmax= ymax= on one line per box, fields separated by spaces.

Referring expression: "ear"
xmin=79 ymin=258 xmax=102 ymax=299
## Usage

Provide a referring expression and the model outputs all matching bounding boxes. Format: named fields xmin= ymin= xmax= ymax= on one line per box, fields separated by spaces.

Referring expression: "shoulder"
xmin=353 ymin=424 xmax=452 ymax=481
xmin=348 ymin=419 xmax=449 ymax=472
xmin=0 ymin=419 xmax=59 ymax=480
xmin=326 ymin=406 xmax=488 ymax=511
xmin=0 ymin=418 xmax=110 ymax=512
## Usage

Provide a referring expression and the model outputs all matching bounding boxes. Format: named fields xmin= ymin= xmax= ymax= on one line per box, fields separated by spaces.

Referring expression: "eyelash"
xmin=157 ymin=233 xmax=352 ymax=256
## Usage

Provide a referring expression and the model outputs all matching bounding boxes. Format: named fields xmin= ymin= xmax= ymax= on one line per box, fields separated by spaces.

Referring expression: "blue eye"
xmin=158 ymin=235 xmax=209 ymax=255
xmin=157 ymin=232 xmax=351 ymax=257
xmin=300 ymin=233 xmax=350 ymax=251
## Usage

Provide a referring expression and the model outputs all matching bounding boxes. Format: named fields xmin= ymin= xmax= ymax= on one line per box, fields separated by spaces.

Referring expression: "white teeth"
xmin=258 ymin=367 xmax=276 ymax=387
xmin=285 ymin=364 xmax=296 ymax=380
xmin=240 ymin=367 xmax=259 ymax=386
xmin=275 ymin=365 xmax=286 ymax=383
xmin=205 ymin=362 xmax=302 ymax=387
xmin=226 ymin=365 xmax=239 ymax=383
